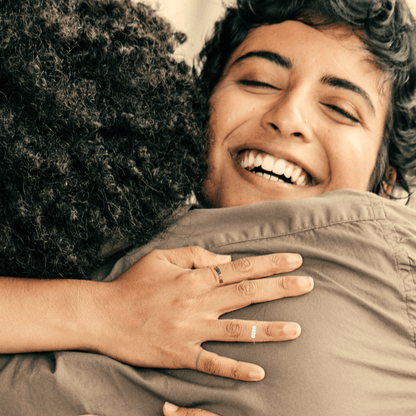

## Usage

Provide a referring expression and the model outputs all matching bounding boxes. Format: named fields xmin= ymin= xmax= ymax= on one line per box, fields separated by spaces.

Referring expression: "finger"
xmin=208 ymin=319 xmax=301 ymax=343
xmin=206 ymin=253 xmax=303 ymax=286
xmin=163 ymin=402 xmax=221 ymax=416
xmin=192 ymin=349 xmax=265 ymax=382
xmin=151 ymin=246 xmax=232 ymax=269
xmin=214 ymin=275 xmax=314 ymax=313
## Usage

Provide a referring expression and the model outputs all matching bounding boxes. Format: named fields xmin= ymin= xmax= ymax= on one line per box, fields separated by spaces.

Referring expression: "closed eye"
xmin=323 ymin=104 xmax=360 ymax=123
xmin=238 ymin=80 xmax=279 ymax=90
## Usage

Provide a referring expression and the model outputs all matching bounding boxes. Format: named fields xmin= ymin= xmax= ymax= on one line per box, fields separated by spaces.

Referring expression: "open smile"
xmin=236 ymin=150 xmax=315 ymax=186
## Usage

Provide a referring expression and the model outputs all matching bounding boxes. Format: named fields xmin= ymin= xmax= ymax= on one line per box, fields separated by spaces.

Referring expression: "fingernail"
xmin=286 ymin=253 xmax=302 ymax=266
xmin=164 ymin=402 xmax=178 ymax=412
xmin=298 ymin=276 xmax=314 ymax=289
xmin=248 ymin=367 xmax=265 ymax=381
xmin=284 ymin=323 xmax=301 ymax=336
xmin=216 ymin=254 xmax=232 ymax=263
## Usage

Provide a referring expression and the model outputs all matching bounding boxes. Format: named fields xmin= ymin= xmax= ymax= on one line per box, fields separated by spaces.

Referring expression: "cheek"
xmin=328 ymin=130 xmax=380 ymax=189
xmin=209 ymin=89 xmax=262 ymax=139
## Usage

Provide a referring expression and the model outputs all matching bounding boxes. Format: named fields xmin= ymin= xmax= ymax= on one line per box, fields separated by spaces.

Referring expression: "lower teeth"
xmin=251 ymin=169 xmax=309 ymax=185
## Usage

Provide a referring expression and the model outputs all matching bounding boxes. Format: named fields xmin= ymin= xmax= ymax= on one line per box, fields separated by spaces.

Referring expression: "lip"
xmin=230 ymin=142 xmax=320 ymax=185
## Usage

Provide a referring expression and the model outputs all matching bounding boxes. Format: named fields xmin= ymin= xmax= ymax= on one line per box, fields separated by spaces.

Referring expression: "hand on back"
xmin=87 ymin=246 xmax=313 ymax=381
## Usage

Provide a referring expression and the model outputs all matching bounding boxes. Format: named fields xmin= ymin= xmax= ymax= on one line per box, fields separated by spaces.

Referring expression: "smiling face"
xmin=202 ymin=21 xmax=390 ymax=208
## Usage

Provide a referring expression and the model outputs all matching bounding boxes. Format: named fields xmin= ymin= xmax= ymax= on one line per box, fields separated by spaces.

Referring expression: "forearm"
xmin=0 ymin=277 xmax=101 ymax=354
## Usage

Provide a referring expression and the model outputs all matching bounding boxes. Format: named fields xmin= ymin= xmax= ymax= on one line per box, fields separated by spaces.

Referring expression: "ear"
xmin=381 ymin=166 xmax=397 ymax=198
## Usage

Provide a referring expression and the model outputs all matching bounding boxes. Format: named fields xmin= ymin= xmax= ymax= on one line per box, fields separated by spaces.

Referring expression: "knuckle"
xmin=225 ymin=320 xmax=243 ymax=339
xmin=203 ymin=354 xmax=221 ymax=376
xmin=270 ymin=253 xmax=286 ymax=268
xmin=236 ymin=280 xmax=256 ymax=298
xmin=264 ymin=322 xmax=274 ymax=338
xmin=277 ymin=275 xmax=291 ymax=292
xmin=182 ymin=269 xmax=198 ymax=284
xmin=188 ymin=246 xmax=206 ymax=258
xmin=171 ymin=294 xmax=194 ymax=311
xmin=231 ymin=362 xmax=243 ymax=379
xmin=233 ymin=257 xmax=255 ymax=274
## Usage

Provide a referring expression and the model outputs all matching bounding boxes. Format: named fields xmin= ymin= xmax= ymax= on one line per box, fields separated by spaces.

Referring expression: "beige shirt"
xmin=1 ymin=190 xmax=415 ymax=415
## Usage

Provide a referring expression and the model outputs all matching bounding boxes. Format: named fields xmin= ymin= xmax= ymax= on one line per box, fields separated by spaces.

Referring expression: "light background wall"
xmin=139 ymin=0 xmax=232 ymax=63
xmin=409 ymin=0 xmax=416 ymax=17
xmin=141 ymin=0 xmax=416 ymax=63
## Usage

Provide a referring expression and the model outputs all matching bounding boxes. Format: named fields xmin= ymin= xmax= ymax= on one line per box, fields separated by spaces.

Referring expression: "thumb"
xmin=155 ymin=246 xmax=231 ymax=269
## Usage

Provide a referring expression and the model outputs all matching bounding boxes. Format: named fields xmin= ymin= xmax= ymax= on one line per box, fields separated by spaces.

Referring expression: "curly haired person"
xmin=0 ymin=0 xmax=209 ymax=280
xmin=0 ymin=0 xmax=311 ymax=409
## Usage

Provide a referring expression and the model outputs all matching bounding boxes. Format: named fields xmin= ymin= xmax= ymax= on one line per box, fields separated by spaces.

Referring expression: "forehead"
xmin=221 ymin=20 xmax=389 ymax=115
xmin=228 ymin=21 xmax=365 ymax=69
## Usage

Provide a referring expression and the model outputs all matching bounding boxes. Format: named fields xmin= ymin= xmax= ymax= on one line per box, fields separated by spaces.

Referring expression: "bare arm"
xmin=0 ymin=276 xmax=100 ymax=353
xmin=0 ymin=247 xmax=313 ymax=382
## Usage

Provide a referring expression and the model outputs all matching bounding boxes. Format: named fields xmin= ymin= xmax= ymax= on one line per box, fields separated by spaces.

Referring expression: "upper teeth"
xmin=238 ymin=150 xmax=312 ymax=186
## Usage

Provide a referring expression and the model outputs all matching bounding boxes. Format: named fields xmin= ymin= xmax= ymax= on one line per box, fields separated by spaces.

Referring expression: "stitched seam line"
xmin=204 ymin=216 xmax=377 ymax=251
xmin=365 ymin=193 xmax=416 ymax=349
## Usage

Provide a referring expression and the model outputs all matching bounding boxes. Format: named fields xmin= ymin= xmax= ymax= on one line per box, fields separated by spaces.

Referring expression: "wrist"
xmin=69 ymin=279 xmax=109 ymax=353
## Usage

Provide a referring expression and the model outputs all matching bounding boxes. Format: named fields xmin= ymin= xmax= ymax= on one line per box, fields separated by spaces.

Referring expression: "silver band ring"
xmin=251 ymin=319 xmax=257 ymax=344
xmin=207 ymin=265 xmax=224 ymax=284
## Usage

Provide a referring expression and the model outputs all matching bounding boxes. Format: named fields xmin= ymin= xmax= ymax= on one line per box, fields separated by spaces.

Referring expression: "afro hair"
xmin=0 ymin=0 xmax=209 ymax=279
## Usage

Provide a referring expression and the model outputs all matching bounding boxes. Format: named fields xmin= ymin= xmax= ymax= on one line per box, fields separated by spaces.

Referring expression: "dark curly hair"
xmin=0 ymin=0 xmax=209 ymax=279
xmin=197 ymin=0 xmax=416 ymax=197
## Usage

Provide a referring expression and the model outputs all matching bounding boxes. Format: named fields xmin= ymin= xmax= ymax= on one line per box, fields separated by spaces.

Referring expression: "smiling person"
xmin=158 ymin=0 xmax=416 ymax=413
xmin=1 ymin=0 xmax=416 ymax=415
xmin=203 ymin=21 xmax=391 ymax=206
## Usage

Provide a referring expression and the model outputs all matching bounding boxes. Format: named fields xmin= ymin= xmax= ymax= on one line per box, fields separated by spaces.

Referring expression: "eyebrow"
xmin=321 ymin=75 xmax=375 ymax=115
xmin=231 ymin=50 xmax=292 ymax=70
xmin=230 ymin=50 xmax=376 ymax=116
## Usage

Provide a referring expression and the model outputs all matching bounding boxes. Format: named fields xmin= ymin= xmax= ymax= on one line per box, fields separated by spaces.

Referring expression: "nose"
xmin=261 ymin=87 xmax=312 ymax=141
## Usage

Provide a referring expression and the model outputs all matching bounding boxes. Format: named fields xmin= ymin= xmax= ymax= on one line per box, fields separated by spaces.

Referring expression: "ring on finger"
xmin=195 ymin=349 xmax=203 ymax=370
xmin=251 ymin=320 xmax=257 ymax=344
xmin=207 ymin=265 xmax=224 ymax=284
